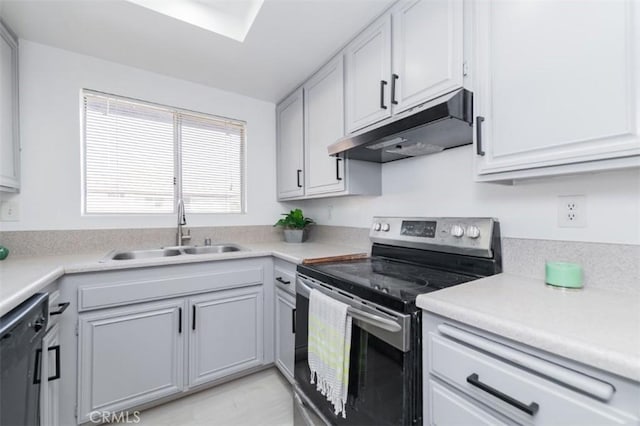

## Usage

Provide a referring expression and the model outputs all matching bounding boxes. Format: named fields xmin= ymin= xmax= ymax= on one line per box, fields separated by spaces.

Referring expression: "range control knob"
xmin=450 ymin=225 xmax=465 ymax=238
xmin=381 ymin=223 xmax=390 ymax=232
xmin=466 ymin=225 xmax=481 ymax=239
xmin=373 ymin=222 xmax=382 ymax=231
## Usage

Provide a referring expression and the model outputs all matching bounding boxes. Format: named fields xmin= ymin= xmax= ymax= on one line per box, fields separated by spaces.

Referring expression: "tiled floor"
xmin=131 ymin=369 xmax=293 ymax=426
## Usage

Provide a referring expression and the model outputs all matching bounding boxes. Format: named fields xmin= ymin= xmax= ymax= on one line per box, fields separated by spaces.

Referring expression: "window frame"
xmin=81 ymin=89 xmax=247 ymax=216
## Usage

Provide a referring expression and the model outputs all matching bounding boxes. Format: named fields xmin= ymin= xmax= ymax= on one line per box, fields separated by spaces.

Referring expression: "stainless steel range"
xmin=293 ymin=217 xmax=502 ymax=425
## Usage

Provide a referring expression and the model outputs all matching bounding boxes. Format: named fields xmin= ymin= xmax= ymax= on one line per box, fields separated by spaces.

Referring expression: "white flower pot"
xmin=283 ymin=228 xmax=308 ymax=243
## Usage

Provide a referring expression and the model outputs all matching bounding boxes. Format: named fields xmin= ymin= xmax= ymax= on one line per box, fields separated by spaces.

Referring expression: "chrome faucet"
xmin=176 ymin=198 xmax=191 ymax=246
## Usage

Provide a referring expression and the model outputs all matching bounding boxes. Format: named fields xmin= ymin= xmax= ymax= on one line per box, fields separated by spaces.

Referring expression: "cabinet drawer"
xmin=428 ymin=379 xmax=511 ymax=426
xmin=78 ymin=266 xmax=263 ymax=311
xmin=274 ymin=267 xmax=295 ymax=295
xmin=427 ymin=330 xmax=636 ymax=424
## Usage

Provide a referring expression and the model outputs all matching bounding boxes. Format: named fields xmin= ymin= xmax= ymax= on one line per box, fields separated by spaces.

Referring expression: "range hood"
xmin=328 ymin=89 xmax=473 ymax=163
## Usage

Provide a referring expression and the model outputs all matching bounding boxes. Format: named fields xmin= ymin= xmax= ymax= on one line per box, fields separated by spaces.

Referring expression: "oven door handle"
xmin=297 ymin=280 xmax=402 ymax=333
xmin=348 ymin=308 xmax=402 ymax=333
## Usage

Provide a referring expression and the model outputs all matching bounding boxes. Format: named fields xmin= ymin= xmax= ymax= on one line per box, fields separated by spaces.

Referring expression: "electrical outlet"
xmin=0 ymin=201 xmax=20 ymax=221
xmin=558 ymin=195 xmax=586 ymax=228
xmin=327 ymin=205 xmax=333 ymax=220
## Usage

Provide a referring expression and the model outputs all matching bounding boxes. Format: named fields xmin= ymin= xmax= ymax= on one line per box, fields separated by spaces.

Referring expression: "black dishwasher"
xmin=0 ymin=293 xmax=49 ymax=426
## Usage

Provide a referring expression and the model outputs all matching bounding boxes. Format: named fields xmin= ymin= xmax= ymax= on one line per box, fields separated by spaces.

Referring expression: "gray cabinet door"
xmin=275 ymin=288 xmax=296 ymax=383
xmin=391 ymin=0 xmax=463 ymax=114
xmin=0 ymin=21 xmax=20 ymax=192
xmin=277 ymin=88 xmax=305 ymax=200
xmin=473 ymin=0 xmax=640 ymax=180
xmin=188 ymin=286 xmax=264 ymax=387
xmin=345 ymin=15 xmax=392 ymax=133
xmin=78 ymin=300 xmax=185 ymax=423
xmin=40 ymin=324 xmax=60 ymax=426
xmin=304 ymin=55 xmax=346 ymax=196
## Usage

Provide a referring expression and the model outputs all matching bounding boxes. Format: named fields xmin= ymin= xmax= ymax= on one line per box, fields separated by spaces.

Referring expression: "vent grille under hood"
xmin=328 ymin=89 xmax=473 ymax=163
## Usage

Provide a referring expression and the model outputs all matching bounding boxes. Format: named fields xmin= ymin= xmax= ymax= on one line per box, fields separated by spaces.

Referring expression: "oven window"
xmin=295 ymin=294 xmax=414 ymax=425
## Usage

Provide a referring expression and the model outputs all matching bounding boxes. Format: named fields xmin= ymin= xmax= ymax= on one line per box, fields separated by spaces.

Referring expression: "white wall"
xmin=299 ymin=147 xmax=640 ymax=245
xmin=1 ymin=40 xmax=281 ymax=231
xmin=3 ymin=41 xmax=639 ymax=245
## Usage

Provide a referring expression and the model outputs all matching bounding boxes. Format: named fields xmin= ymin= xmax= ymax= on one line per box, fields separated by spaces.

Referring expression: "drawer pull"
xmin=437 ymin=324 xmax=615 ymax=401
xmin=467 ymin=373 xmax=539 ymax=416
xmin=50 ymin=302 xmax=70 ymax=316
xmin=276 ymin=277 xmax=291 ymax=285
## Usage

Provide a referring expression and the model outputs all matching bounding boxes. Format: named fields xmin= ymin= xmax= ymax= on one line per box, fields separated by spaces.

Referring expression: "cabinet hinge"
xmin=75 ymin=322 xmax=79 ymax=336
xmin=463 ymin=61 xmax=469 ymax=77
xmin=173 ymin=177 xmax=177 ymax=185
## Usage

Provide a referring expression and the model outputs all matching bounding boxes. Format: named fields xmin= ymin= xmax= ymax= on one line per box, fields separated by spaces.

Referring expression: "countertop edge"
xmin=418 ymin=295 xmax=640 ymax=382
xmin=0 ymin=242 xmax=367 ymax=317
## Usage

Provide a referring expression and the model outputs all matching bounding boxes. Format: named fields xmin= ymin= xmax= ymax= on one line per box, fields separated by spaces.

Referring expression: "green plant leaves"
xmin=274 ymin=208 xmax=315 ymax=229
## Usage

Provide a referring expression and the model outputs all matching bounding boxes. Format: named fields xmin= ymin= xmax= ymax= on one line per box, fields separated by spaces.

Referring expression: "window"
xmin=82 ymin=91 xmax=245 ymax=214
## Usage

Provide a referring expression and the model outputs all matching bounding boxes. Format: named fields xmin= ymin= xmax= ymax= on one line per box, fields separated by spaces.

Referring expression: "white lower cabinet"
xmin=428 ymin=379 xmax=508 ymax=426
xmin=188 ymin=286 xmax=263 ymax=386
xmin=73 ymin=259 xmax=272 ymax=423
xmin=423 ymin=313 xmax=640 ymax=425
xmin=78 ymin=300 xmax=185 ymax=423
xmin=275 ymin=288 xmax=295 ymax=383
xmin=273 ymin=260 xmax=296 ymax=383
xmin=40 ymin=324 xmax=61 ymax=426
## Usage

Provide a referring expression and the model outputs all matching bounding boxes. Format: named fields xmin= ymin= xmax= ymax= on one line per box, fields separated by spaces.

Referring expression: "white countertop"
xmin=417 ymin=273 xmax=640 ymax=382
xmin=0 ymin=241 xmax=367 ymax=317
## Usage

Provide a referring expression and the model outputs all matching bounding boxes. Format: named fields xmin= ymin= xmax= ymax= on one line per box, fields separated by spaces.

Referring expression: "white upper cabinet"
xmin=345 ymin=0 xmax=463 ymax=134
xmin=473 ymin=0 xmax=640 ymax=181
xmin=304 ymin=56 xmax=346 ymax=196
xmin=0 ymin=21 xmax=20 ymax=192
xmin=276 ymin=57 xmax=381 ymax=201
xmin=391 ymin=0 xmax=463 ymax=113
xmin=345 ymin=15 xmax=392 ymax=133
xmin=276 ymin=88 xmax=304 ymax=200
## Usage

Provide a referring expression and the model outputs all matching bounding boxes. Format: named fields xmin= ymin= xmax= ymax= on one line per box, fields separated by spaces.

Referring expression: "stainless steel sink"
xmin=103 ymin=244 xmax=244 ymax=261
xmin=182 ymin=244 xmax=242 ymax=255
xmin=110 ymin=248 xmax=182 ymax=260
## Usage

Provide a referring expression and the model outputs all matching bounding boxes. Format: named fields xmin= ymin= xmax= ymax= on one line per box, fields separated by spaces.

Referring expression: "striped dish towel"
xmin=308 ymin=288 xmax=353 ymax=418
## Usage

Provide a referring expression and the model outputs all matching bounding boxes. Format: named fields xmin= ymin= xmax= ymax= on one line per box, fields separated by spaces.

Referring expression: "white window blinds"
xmin=83 ymin=91 xmax=246 ymax=215
xmin=180 ymin=114 xmax=245 ymax=213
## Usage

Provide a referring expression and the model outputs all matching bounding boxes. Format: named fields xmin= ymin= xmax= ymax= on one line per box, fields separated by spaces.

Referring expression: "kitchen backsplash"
xmin=1 ymin=225 xmax=637 ymax=294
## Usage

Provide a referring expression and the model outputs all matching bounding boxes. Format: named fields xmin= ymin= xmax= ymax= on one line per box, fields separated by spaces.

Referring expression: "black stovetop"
xmin=297 ymin=257 xmax=478 ymax=313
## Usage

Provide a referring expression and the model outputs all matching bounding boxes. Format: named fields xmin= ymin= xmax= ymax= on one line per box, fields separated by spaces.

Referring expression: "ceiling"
xmin=0 ymin=0 xmax=394 ymax=102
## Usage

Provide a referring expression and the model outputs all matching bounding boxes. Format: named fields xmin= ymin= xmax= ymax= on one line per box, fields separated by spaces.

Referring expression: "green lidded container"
xmin=0 ymin=245 xmax=8 ymax=261
xmin=545 ymin=262 xmax=583 ymax=289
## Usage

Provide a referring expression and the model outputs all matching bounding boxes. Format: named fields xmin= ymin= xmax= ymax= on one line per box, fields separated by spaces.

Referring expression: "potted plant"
xmin=274 ymin=208 xmax=315 ymax=243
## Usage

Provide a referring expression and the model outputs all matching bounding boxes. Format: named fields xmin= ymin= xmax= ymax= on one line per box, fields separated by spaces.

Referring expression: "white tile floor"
xmin=130 ymin=369 xmax=293 ymax=426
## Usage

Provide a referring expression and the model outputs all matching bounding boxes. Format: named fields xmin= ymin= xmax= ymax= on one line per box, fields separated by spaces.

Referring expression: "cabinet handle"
xmin=50 ymin=302 xmax=70 ymax=316
xmin=178 ymin=307 xmax=182 ymax=333
xmin=476 ymin=116 xmax=485 ymax=156
xmin=292 ymin=309 xmax=296 ymax=334
xmin=33 ymin=348 xmax=42 ymax=384
xmin=33 ymin=345 xmax=61 ymax=384
xmin=391 ymin=74 xmax=399 ymax=105
xmin=48 ymin=345 xmax=61 ymax=382
xmin=380 ymin=80 xmax=388 ymax=110
xmin=466 ymin=373 xmax=539 ymax=416
xmin=296 ymin=169 xmax=302 ymax=188
xmin=192 ymin=305 xmax=197 ymax=330
xmin=276 ymin=277 xmax=291 ymax=285
xmin=336 ymin=157 xmax=342 ymax=181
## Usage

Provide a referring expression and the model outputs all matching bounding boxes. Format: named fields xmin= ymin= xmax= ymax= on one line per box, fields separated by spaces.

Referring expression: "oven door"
xmin=294 ymin=274 xmax=420 ymax=426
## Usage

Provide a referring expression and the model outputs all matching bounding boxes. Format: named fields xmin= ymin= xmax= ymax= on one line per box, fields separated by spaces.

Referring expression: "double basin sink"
xmin=105 ymin=244 xmax=244 ymax=261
